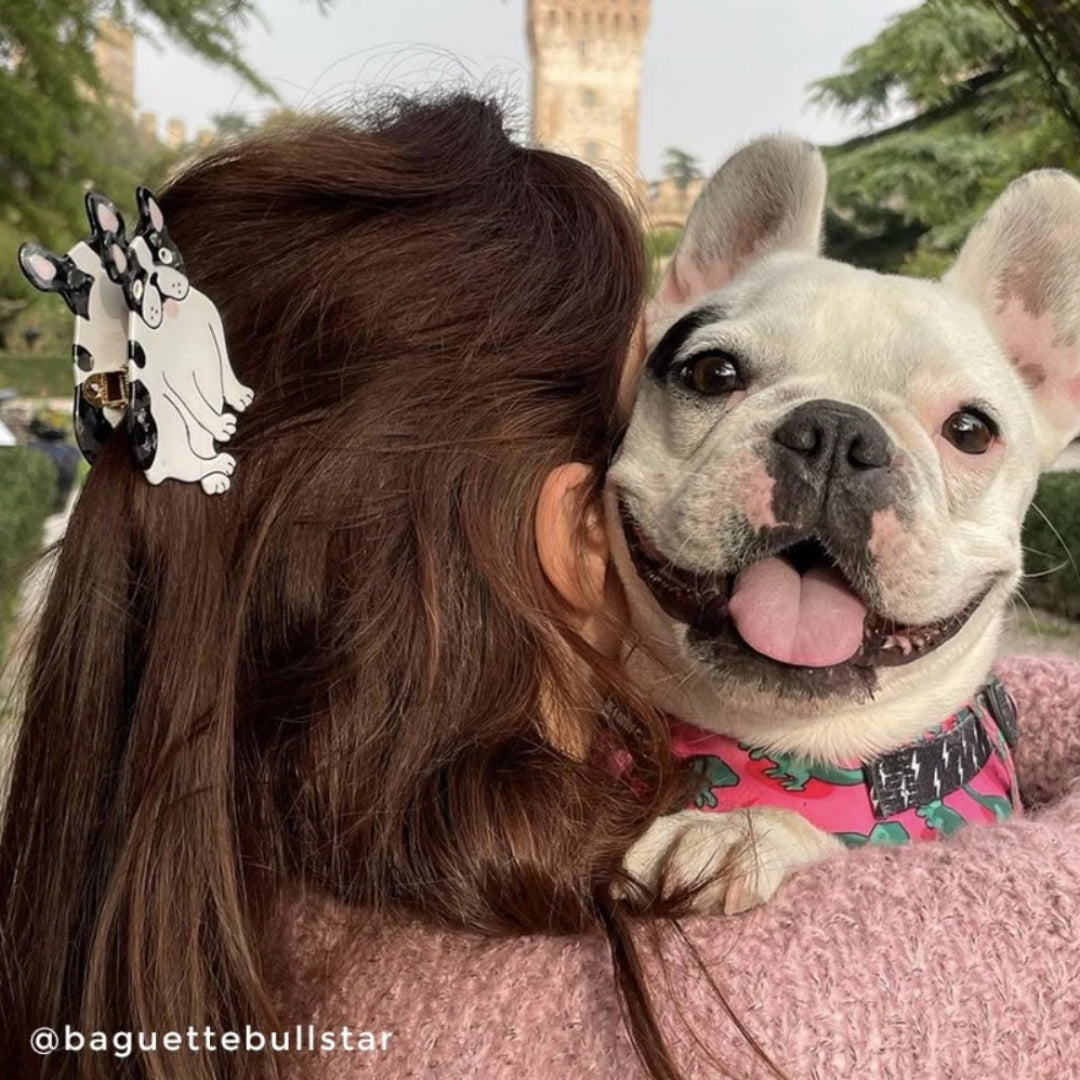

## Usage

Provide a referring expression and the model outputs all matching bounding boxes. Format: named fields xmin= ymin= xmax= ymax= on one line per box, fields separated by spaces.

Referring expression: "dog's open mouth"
xmin=620 ymin=501 xmax=987 ymax=672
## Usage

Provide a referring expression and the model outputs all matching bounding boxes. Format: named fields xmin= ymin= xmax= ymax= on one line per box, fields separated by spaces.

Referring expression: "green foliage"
xmin=814 ymin=0 xmax=1080 ymax=276
xmin=0 ymin=447 xmax=56 ymax=657
xmin=1022 ymin=471 xmax=1080 ymax=620
xmin=211 ymin=111 xmax=258 ymax=138
xmin=0 ymin=1 xmax=338 ymax=297
xmin=645 ymin=227 xmax=681 ymax=262
xmin=984 ymin=0 xmax=1080 ymax=135
xmin=812 ymin=3 xmax=1015 ymax=123
xmin=644 ymin=228 xmax=681 ymax=292
xmin=0 ymin=353 xmax=71 ymax=399
xmin=662 ymin=148 xmax=703 ymax=192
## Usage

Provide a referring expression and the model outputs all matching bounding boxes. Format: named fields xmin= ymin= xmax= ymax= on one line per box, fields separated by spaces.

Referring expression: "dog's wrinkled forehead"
xmin=644 ymin=252 xmax=1024 ymax=412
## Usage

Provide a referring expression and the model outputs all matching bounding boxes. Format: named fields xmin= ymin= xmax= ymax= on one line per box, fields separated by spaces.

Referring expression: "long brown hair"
xmin=0 ymin=95 xmax=756 ymax=1080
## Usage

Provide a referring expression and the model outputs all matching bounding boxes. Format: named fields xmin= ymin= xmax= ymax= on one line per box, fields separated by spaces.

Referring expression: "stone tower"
xmin=93 ymin=17 xmax=136 ymax=115
xmin=527 ymin=0 xmax=651 ymax=178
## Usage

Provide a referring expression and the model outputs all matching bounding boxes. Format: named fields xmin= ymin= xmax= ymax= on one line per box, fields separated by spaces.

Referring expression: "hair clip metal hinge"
xmin=81 ymin=370 xmax=130 ymax=411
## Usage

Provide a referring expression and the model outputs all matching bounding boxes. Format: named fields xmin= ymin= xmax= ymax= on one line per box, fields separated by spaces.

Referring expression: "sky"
xmin=134 ymin=0 xmax=910 ymax=180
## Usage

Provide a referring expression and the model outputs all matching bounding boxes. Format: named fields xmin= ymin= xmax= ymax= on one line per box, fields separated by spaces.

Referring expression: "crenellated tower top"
xmin=527 ymin=0 xmax=652 ymax=178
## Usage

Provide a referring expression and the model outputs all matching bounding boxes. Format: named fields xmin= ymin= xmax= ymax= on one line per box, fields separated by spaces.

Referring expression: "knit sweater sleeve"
xmin=995 ymin=653 xmax=1080 ymax=803
xmin=275 ymin=653 xmax=1080 ymax=1080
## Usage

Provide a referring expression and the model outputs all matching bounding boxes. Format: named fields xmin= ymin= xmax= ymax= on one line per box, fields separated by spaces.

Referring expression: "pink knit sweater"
xmin=273 ymin=654 xmax=1080 ymax=1080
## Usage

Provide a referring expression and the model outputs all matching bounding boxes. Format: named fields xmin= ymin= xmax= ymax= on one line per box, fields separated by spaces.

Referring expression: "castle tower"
xmin=93 ymin=17 xmax=136 ymax=115
xmin=527 ymin=0 xmax=651 ymax=178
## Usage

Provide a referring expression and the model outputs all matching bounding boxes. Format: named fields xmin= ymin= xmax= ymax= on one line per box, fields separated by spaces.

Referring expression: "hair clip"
xmin=19 ymin=193 xmax=131 ymax=464
xmin=18 ymin=187 xmax=253 ymax=495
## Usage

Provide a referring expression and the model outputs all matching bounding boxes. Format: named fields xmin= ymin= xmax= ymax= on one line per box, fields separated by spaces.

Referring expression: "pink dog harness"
xmin=669 ymin=677 xmax=1022 ymax=846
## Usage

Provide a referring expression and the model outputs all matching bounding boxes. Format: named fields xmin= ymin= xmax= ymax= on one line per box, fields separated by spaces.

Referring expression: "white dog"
xmin=611 ymin=137 xmax=1080 ymax=914
xmin=19 ymin=193 xmax=131 ymax=461
xmin=102 ymin=187 xmax=254 ymax=495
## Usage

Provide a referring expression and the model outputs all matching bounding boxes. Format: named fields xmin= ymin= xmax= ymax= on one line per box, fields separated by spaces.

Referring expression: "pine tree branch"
xmin=983 ymin=0 xmax=1080 ymax=136
xmin=825 ymin=65 xmax=1007 ymax=152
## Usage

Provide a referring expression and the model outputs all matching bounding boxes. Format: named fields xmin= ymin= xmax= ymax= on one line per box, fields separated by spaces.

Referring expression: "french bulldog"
xmin=19 ymin=193 xmax=131 ymax=462
xmin=610 ymin=136 xmax=1080 ymax=914
xmin=100 ymin=187 xmax=254 ymax=495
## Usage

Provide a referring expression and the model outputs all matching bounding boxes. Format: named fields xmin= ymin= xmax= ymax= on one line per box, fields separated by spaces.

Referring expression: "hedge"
xmin=1021 ymin=471 xmax=1080 ymax=621
xmin=0 ymin=447 xmax=56 ymax=658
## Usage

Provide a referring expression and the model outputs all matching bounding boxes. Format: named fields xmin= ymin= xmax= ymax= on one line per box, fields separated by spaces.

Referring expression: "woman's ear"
xmin=536 ymin=463 xmax=609 ymax=615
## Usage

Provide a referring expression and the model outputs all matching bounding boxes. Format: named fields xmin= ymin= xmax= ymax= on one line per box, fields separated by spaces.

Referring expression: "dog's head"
xmin=102 ymin=187 xmax=189 ymax=329
xmin=609 ymin=137 xmax=1080 ymax=752
xmin=19 ymin=243 xmax=95 ymax=319
xmin=19 ymin=194 xmax=129 ymax=318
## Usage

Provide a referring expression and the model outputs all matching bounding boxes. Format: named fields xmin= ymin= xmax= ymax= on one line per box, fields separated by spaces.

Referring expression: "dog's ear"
xmin=18 ymin=243 xmax=68 ymax=294
xmin=85 ymin=192 xmax=125 ymax=241
xmin=655 ymin=136 xmax=827 ymax=310
xmin=135 ymin=186 xmax=166 ymax=233
xmin=98 ymin=236 xmax=130 ymax=286
xmin=943 ymin=170 xmax=1080 ymax=466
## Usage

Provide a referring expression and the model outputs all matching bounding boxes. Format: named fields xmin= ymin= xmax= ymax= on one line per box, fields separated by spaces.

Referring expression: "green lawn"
xmin=0 ymin=352 xmax=70 ymax=399
xmin=0 ymin=448 xmax=56 ymax=658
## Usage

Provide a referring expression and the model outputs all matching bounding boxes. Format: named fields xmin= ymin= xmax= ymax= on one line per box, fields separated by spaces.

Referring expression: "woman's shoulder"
xmin=268 ymin=887 xmax=639 ymax=1079
xmin=269 ymin=653 xmax=1080 ymax=1080
xmin=995 ymin=652 xmax=1080 ymax=803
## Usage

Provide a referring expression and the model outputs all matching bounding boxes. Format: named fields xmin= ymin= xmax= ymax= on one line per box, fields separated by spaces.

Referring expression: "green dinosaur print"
xmin=741 ymin=745 xmax=865 ymax=792
xmin=689 ymin=755 xmax=739 ymax=810
xmin=963 ymin=783 xmax=1013 ymax=822
xmin=917 ymin=799 xmax=966 ymax=836
xmin=835 ymin=821 xmax=912 ymax=848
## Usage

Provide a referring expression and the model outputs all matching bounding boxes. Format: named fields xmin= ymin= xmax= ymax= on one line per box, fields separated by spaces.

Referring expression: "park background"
xmin=1 ymin=0 xmax=1079 ymax=663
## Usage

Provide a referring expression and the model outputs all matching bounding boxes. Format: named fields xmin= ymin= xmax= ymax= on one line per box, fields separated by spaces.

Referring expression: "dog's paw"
xmin=209 ymin=412 xmax=238 ymax=442
xmin=619 ymin=808 xmax=844 ymax=915
xmin=200 ymin=472 xmax=232 ymax=495
xmin=227 ymin=384 xmax=255 ymax=412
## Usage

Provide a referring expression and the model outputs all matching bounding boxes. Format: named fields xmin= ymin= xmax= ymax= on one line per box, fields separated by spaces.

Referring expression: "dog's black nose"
xmin=773 ymin=400 xmax=891 ymax=476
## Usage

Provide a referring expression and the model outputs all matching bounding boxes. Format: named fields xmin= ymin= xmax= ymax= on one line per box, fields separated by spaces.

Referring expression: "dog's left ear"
xmin=655 ymin=136 xmax=827 ymax=311
xmin=943 ymin=170 xmax=1080 ymax=466
xmin=135 ymin=186 xmax=166 ymax=234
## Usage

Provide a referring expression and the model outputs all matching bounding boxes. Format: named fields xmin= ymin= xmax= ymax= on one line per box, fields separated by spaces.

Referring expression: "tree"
xmin=1 ymin=4 xmax=270 ymax=239
xmin=811 ymin=0 xmax=1080 ymax=276
xmin=662 ymin=147 xmax=703 ymax=192
xmin=0 ymin=1 xmax=328 ymax=315
xmin=984 ymin=0 xmax=1080 ymax=135
xmin=212 ymin=112 xmax=258 ymax=139
xmin=0 ymin=3 xmax=330 ymax=239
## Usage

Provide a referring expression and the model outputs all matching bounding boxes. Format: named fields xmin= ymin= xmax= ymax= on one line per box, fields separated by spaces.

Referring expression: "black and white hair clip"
xmin=18 ymin=187 xmax=253 ymax=495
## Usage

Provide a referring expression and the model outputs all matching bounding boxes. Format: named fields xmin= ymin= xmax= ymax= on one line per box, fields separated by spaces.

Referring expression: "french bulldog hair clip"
xmin=18 ymin=187 xmax=254 ymax=495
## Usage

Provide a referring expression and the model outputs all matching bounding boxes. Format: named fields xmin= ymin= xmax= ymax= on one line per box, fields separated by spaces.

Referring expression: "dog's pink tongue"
xmin=728 ymin=557 xmax=866 ymax=667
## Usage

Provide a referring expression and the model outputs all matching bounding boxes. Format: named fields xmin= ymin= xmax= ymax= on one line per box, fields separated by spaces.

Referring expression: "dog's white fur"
xmin=612 ymin=137 xmax=1080 ymax=913
xmin=20 ymin=197 xmax=130 ymax=431
xmin=124 ymin=194 xmax=253 ymax=494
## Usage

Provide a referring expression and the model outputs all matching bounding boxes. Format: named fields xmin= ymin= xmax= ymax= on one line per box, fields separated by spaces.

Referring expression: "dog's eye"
xmin=942 ymin=409 xmax=997 ymax=454
xmin=678 ymin=351 xmax=744 ymax=396
xmin=158 ymin=248 xmax=173 ymax=265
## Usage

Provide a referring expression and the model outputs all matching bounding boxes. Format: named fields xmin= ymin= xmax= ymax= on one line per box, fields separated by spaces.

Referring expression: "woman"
xmin=1 ymin=94 xmax=1078 ymax=1080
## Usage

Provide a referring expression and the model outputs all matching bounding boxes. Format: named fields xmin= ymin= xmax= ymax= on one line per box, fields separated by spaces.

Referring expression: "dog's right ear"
xmin=655 ymin=136 xmax=827 ymax=311
xmin=18 ymin=243 xmax=68 ymax=295
xmin=943 ymin=170 xmax=1080 ymax=466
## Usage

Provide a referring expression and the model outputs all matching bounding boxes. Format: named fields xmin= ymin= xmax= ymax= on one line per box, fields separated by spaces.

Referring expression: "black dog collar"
xmin=865 ymin=677 xmax=1018 ymax=817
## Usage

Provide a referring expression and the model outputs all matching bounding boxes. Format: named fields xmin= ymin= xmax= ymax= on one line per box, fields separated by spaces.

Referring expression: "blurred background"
xmin=1 ymin=0 xmax=1079 ymax=665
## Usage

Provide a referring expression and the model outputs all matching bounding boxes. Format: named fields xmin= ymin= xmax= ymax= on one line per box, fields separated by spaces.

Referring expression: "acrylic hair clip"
xmin=18 ymin=187 xmax=254 ymax=495
xmin=18 ymin=193 xmax=132 ymax=464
